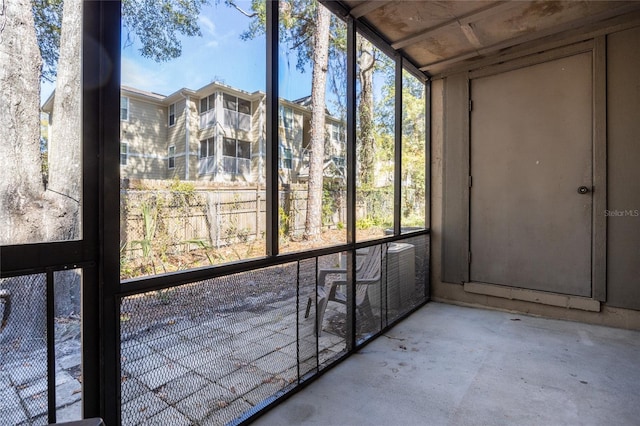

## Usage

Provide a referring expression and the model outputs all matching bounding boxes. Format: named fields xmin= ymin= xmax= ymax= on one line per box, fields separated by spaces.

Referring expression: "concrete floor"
xmin=253 ymin=302 xmax=640 ymax=426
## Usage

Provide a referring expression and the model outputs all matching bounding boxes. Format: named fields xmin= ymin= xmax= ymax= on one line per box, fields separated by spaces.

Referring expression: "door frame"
xmin=467 ymin=40 xmax=607 ymax=301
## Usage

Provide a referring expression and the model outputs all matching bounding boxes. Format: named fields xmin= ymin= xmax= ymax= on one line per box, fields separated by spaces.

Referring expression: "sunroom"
xmin=1 ymin=1 xmax=639 ymax=425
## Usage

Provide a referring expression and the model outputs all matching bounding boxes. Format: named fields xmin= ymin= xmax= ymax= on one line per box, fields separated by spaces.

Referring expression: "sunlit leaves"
xmin=122 ymin=0 xmax=208 ymax=62
xmin=32 ymin=0 xmax=63 ymax=82
xmin=33 ymin=0 xmax=210 ymax=79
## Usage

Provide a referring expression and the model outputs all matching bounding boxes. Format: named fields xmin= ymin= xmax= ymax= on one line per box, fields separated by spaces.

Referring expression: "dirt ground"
xmin=121 ymin=228 xmax=385 ymax=280
xmin=120 ymin=228 xmax=386 ymax=336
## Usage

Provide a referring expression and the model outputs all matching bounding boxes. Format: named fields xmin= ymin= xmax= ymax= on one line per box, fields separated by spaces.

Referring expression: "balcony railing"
xmin=198 ymin=156 xmax=215 ymax=175
xmin=1 ymin=232 xmax=428 ymax=425
xmin=222 ymin=156 xmax=251 ymax=176
xmin=199 ymin=110 xmax=216 ymax=129
xmin=223 ymin=110 xmax=251 ymax=132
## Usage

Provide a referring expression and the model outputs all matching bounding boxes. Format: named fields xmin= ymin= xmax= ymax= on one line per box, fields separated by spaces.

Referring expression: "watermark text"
xmin=604 ymin=209 xmax=639 ymax=217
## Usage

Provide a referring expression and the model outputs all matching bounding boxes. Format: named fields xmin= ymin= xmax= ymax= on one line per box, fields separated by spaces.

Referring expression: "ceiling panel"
xmin=364 ymin=1 xmax=497 ymax=42
xmin=329 ymin=0 xmax=640 ymax=76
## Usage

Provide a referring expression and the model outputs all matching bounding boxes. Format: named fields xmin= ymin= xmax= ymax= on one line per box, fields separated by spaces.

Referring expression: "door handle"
xmin=577 ymin=186 xmax=590 ymax=194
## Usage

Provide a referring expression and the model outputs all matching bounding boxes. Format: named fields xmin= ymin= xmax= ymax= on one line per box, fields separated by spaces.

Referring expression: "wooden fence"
xmin=120 ymin=186 xmax=347 ymax=258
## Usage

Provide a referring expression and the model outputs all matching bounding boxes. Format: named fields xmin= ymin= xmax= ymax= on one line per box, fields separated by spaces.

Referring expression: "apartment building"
xmin=43 ymin=82 xmax=346 ymax=185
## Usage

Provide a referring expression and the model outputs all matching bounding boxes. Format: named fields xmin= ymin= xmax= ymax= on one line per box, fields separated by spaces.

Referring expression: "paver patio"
xmin=0 ymin=295 xmax=349 ymax=426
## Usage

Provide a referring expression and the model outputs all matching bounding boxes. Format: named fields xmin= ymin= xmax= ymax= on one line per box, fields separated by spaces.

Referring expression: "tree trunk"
xmin=0 ymin=0 xmax=48 ymax=246
xmin=46 ymin=0 xmax=83 ymax=316
xmin=303 ymin=4 xmax=331 ymax=239
xmin=358 ymin=39 xmax=375 ymax=188
xmin=47 ymin=0 xmax=82 ymax=242
xmin=0 ymin=0 xmax=49 ymax=348
xmin=0 ymin=0 xmax=83 ymax=350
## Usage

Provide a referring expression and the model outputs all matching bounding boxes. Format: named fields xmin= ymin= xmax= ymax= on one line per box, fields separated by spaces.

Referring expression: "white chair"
xmin=305 ymin=245 xmax=383 ymax=336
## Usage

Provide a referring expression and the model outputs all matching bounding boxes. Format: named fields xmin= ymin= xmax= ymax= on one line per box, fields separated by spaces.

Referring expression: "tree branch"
xmin=291 ymin=33 xmax=312 ymax=50
xmin=225 ymin=0 xmax=257 ymax=18
xmin=359 ymin=49 xmax=375 ymax=74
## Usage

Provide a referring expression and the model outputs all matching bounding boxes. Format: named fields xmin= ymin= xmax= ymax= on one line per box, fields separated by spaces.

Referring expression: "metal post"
xmin=46 ymin=270 xmax=56 ymax=424
xmin=394 ymin=55 xmax=403 ymax=236
xmin=425 ymin=78 xmax=432 ymax=300
xmin=87 ymin=1 xmax=123 ymax=423
xmin=266 ymin=0 xmax=279 ymax=256
xmin=346 ymin=18 xmax=357 ymax=351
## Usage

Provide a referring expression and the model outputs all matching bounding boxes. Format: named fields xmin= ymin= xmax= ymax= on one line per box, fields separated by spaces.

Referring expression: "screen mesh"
xmin=119 ymin=236 xmax=429 ymax=424
xmin=121 ymin=263 xmax=301 ymax=425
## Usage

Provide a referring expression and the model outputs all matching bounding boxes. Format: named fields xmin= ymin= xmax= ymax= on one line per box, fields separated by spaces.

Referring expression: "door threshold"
xmin=464 ymin=282 xmax=601 ymax=312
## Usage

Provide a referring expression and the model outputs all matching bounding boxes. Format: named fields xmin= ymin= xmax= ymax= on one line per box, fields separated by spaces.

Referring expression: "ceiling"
xmin=329 ymin=1 xmax=640 ymax=76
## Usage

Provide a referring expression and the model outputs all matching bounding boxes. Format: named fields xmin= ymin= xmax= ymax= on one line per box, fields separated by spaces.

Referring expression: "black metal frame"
xmin=394 ymin=55 xmax=403 ymax=236
xmin=0 ymin=0 xmax=432 ymax=424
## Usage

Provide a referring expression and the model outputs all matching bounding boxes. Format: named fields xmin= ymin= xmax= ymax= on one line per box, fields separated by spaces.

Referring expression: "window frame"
xmin=199 ymin=137 xmax=214 ymax=159
xmin=120 ymin=96 xmax=129 ymax=121
xmin=168 ymin=145 xmax=176 ymax=169
xmin=120 ymin=141 xmax=128 ymax=166
xmin=223 ymin=94 xmax=252 ymax=131
xmin=280 ymin=105 xmax=294 ymax=130
xmin=222 ymin=137 xmax=251 ymax=175
xmin=168 ymin=103 xmax=176 ymax=127
xmin=88 ymin=4 xmax=430 ymax=424
xmin=280 ymin=146 xmax=292 ymax=169
xmin=200 ymin=94 xmax=215 ymax=113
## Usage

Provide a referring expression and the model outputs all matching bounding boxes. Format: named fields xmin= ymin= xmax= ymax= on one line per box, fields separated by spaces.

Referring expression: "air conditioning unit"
xmin=370 ymin=243 xmax=415 ymax=311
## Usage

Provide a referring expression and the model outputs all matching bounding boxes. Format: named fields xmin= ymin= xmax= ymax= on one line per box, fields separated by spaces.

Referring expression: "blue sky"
xmin=40 ymin=1 xmax=391 ymax=116
xmin=121 ymin=1 xmax=312 ymax=100
xmin=39 ymin=1 xmax=312 ymax=104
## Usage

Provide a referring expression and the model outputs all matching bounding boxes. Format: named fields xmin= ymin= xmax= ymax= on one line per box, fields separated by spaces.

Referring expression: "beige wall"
xmin=121 ymin=96 xmax=167 ymax=180
xmin=430 ymin=26 xmax=640 ymax=330
xmin=167 ymin=98 xmax=187 ymax=177
xmin=278 ymin=105 xmax=306 ymax=184
xmin=121 ymin=88 xmax=344 ymax=186
xmin=606 ymin=26 xmax=640 ymax=310
xmin=185 ymin=97 xmax=199 ymax=181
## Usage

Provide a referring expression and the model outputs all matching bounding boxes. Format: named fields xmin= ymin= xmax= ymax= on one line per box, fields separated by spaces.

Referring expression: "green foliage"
xmin=356 ymin=187 xmax=394 ymax=230
xmin=400 ymin=72 xmax=427 ymax=206
xmin=122 ymin=0 xmax=208 ymax=62
xmin=279 ymin=206 xmax=291 ymax=237
xmin=169 ymin=177 xmax=196 ymax=198
xmin=234 ymin=0 xmax=344 ymax=77
xmin=233 ymin=0 xmax=266 ymax=40
xmin=321 ymin=187 xmax=338 ymax=226
xmin=131 ymin=201 xmax=157 ymax=259
xmin=120 ymin=241 xmax=134 ymax=277
xmin=184 ymin=238 xmax=215 ymax=264
xmin=372 ymin=68 xmax=427 ymax=218
xmin=32 ymin=0 xmax=63 ymax=82
xmin=33 ymin=0 xmax=209 ymax=80
xmin=355 ymin=216 xmax=388 ymax=230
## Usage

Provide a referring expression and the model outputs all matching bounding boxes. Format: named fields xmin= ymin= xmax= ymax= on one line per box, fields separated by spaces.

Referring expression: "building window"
xmin=199 ymin=94 xmax=216 ymax=129
xmin=200 ymin=94 xmax=215 ymax=113
xmin=120 ymin=96 xmax=129 ymax=121
xmin=281 ymin=146 xmax=292 ymax=169
xmin=199 ymin=137 xmax=215 ymax=175
xmin=280 ymin=105 xmax=293 ymax=130
xmin=199 ymin=138 xmax=214 ymax=159
xmin=168 ymin=103 xmax=176 ymax=127
xmin=120 ymin=141 xmax=128 ymax=166
xmin=222 ymin=137 xmax=251 ymax=175
xmin=331 ymin=123 xmax=344 ymax=143
xmin=222 ymin=94 xmax=251 ymax=131
xmin=168 ymin=145 xmax=175 ymax=169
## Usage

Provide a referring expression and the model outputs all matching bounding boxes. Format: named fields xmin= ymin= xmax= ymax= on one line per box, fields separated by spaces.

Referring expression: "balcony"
xmin=1 ymin=238 xmax=430 ymax=425
xmin=199 ymin=110 xmax=216 ymax=129
xmin=4 ymin=1 xmax=640 ymax=425
xmin=255 ymin=302 xmax=640 ymax=425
